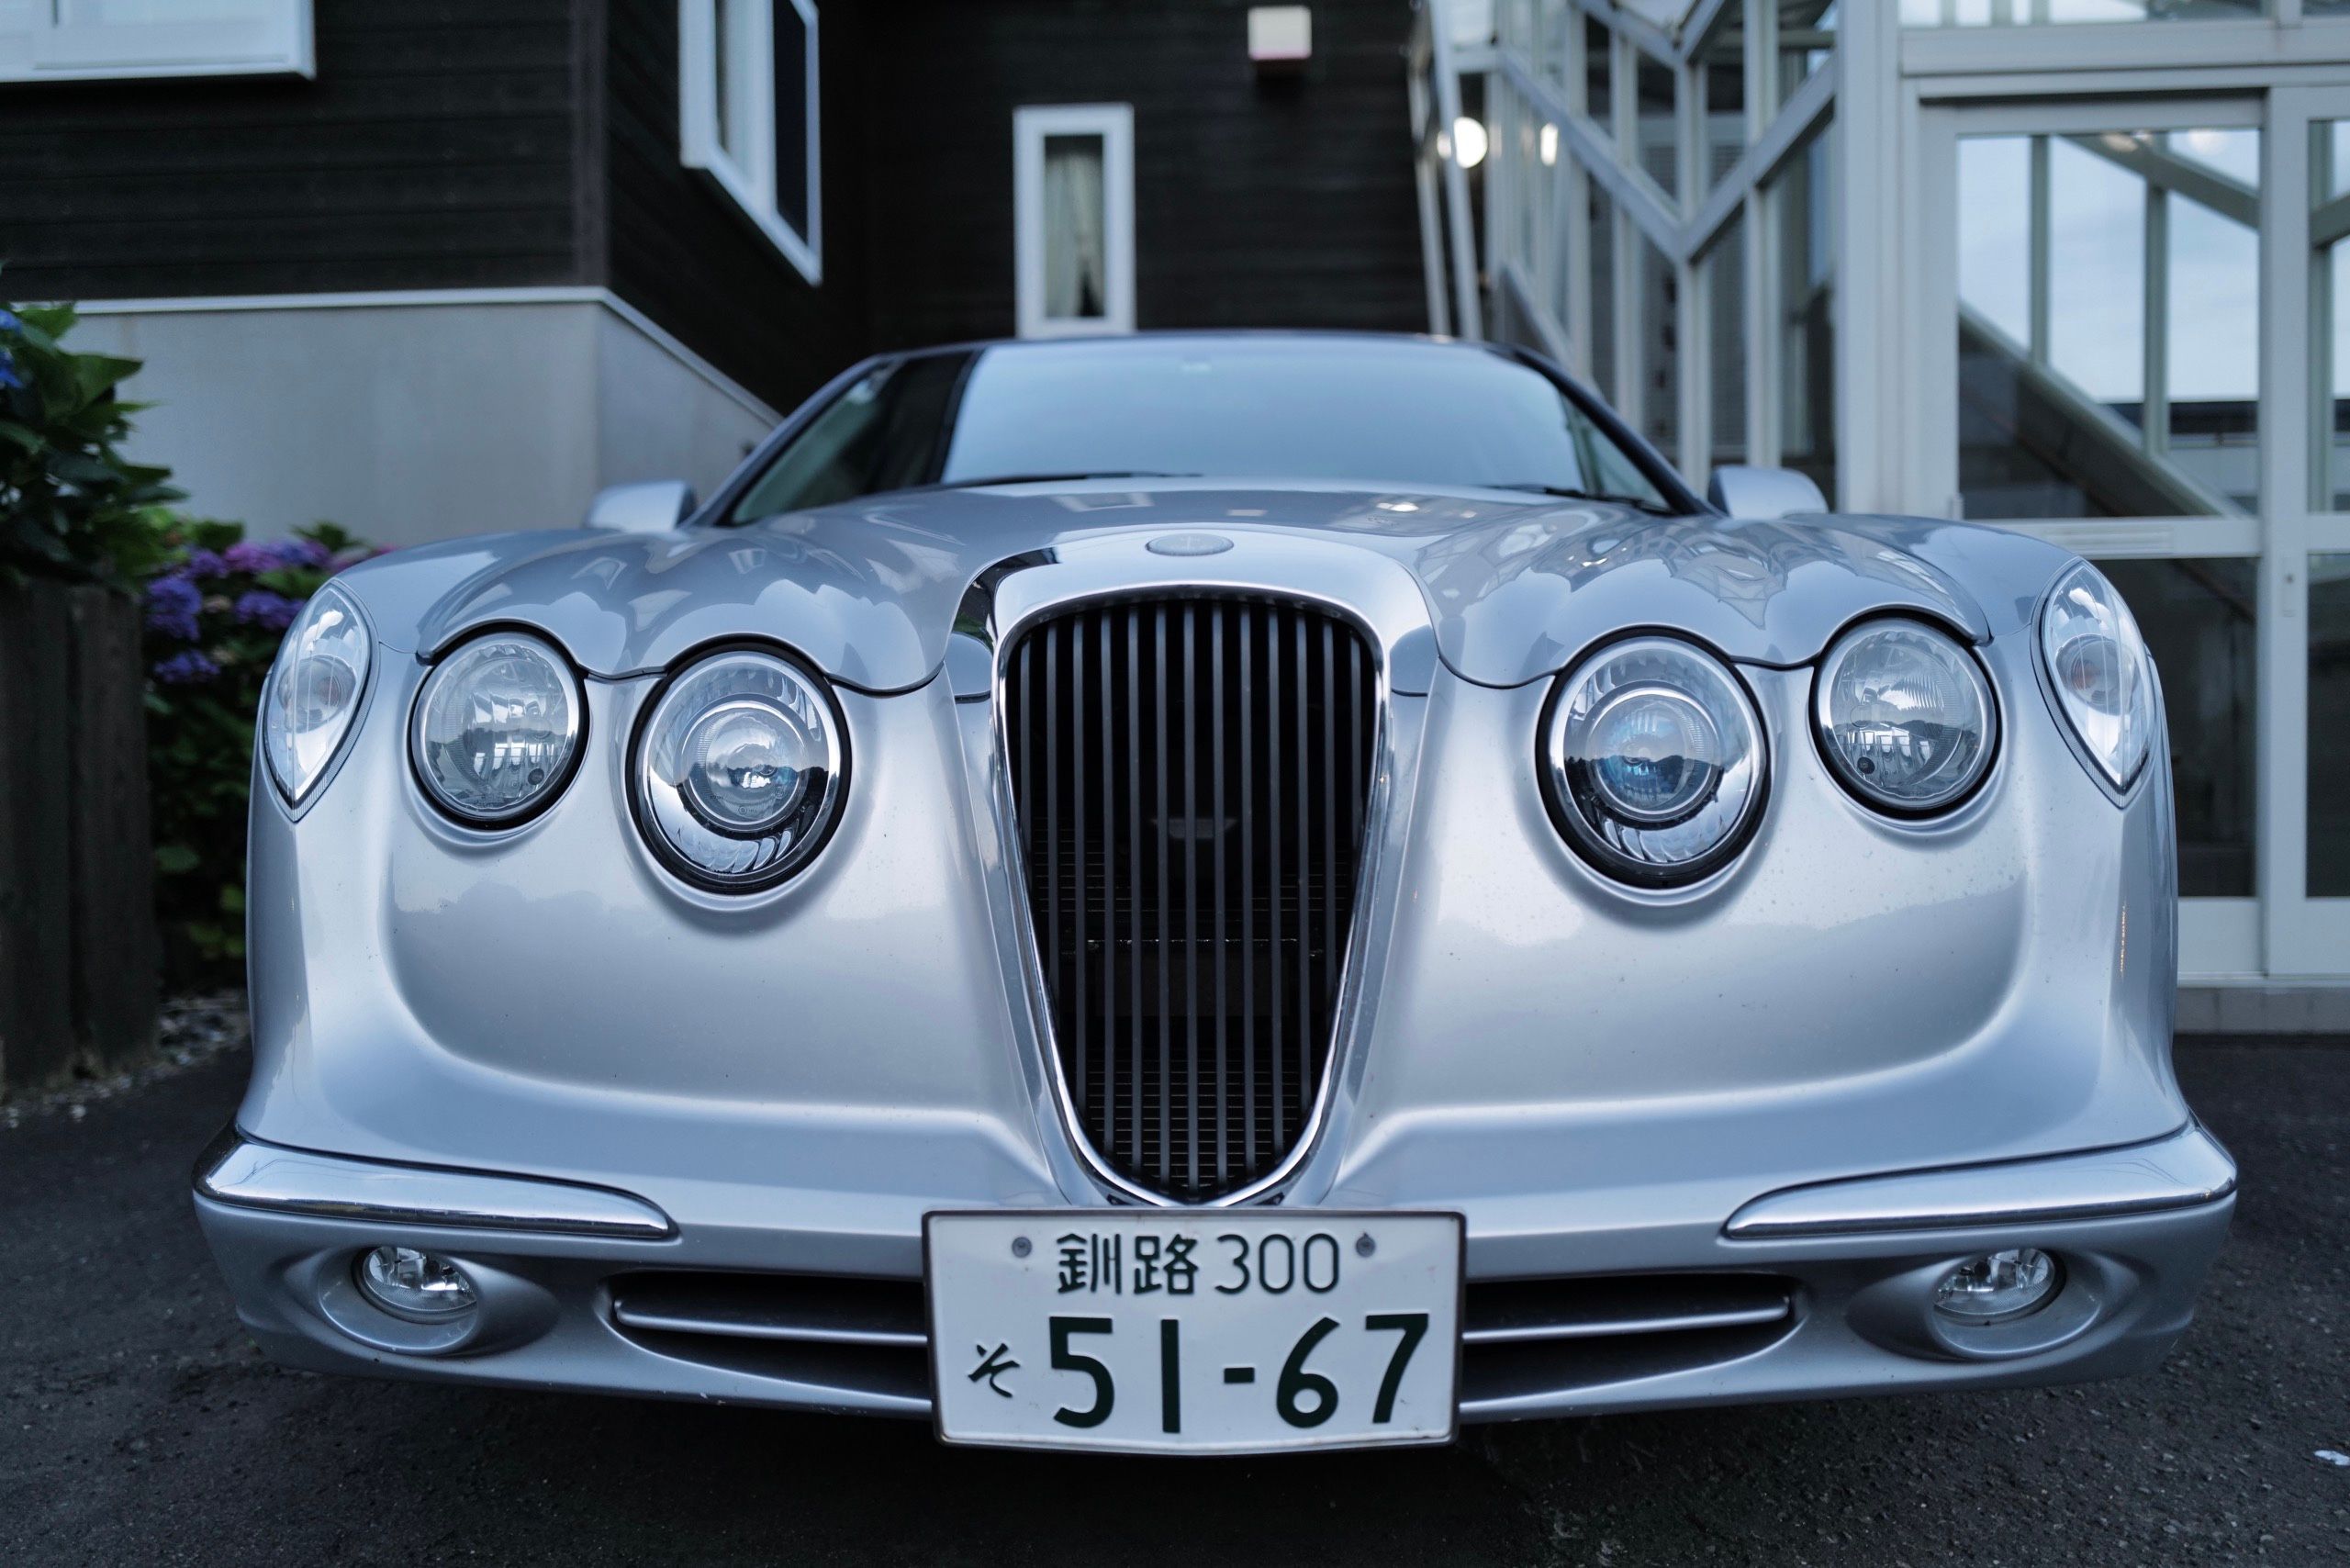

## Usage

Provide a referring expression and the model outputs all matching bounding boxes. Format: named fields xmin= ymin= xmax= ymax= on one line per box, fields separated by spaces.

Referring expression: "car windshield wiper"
xmin=1483 ymin=482 xmax=1681 ymax=517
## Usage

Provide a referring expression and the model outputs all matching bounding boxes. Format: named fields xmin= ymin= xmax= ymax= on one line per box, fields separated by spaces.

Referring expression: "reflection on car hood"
xmin=336 ymin=481 xmax=2074 ymax=690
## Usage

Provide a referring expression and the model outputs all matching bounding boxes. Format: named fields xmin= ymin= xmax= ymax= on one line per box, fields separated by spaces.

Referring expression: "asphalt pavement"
xmin=3 ymin=1032 xmax=2344 ymax=1567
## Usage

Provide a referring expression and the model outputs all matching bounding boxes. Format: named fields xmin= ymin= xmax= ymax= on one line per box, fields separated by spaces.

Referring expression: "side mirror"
xmin=1707 ymin=465 xmax=1828 ymax=521
xmin=585 ymin=479 xmax=697 ymax=534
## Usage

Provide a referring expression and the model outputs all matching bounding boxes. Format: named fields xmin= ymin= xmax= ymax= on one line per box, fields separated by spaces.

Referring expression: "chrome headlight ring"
xmin=1539 ymin=634 xmax=1769 ymax=889
xmin=630 ymin=644 xmax=850 ymax=892
xmin=409 ymin=629 xmax=587 ymax=828
xmin=1812 ymin=617 xmax=1998 ymax=818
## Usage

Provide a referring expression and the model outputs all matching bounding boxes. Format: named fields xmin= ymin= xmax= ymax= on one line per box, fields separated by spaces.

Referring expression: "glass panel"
xmin=1636 ymin=51 xmax=1677 ymax=198
xmin=1041 ymin=133 xmax=1108 ymax=322
xmin=1588 ymin=182 xmax=1617 ymax=398
xmin=772 ymin=1 xmax=811 ymax=240
xmin=1773 ymin=124 xmax=1837 ymax=499
xmin=1953 ymin=128 xmax=2259 ymax=521
xmin=2311 ymin=0 xmax=2350 ymax=14
xmin=1639 ymin=235 xmax=1679 ymax=457
xmin=737 ymin=342 xmax=1677 ymax=515
xmin=2048 ymin=138 xmax=2145 ymax=419
xmin=1584 ymin=16 xmax=1612 ymax=134
xmin=1709 ymin=218 xmax=1748 ymax=469
xmin=2165 ymin=184 xmax=2259 ymax=510
xmin=2087 ymin=559 xmax=2256 ymax=898
xmin=59 ymin=0 xmax=280 ymax=20
xmin=1959 ymin=137 xmax=2032 ymax=347
xmin=714 ymin=0 xmax=750 ymax=163
xmin=2165 ymin=126 xmax=2258 ymax=187
xmin=938 ymin=340 xmax=1668 ymax=507
xmin=2319 ymin=123 xmax=2350 ymax=510
xmin=1776 ymin=2 xmax=1837 ymax=107
xmin=1901 ymin=0 xmax=2262 ymax=23
xmin=2314 ymin=554 xmax=2350 ymax=896
xmin=1696 ymin=16 xmax=1744 ymax=190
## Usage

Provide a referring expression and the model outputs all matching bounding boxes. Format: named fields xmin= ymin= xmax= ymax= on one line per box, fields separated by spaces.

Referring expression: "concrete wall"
xmin=73 ymin=290 xmax=778 ymax=549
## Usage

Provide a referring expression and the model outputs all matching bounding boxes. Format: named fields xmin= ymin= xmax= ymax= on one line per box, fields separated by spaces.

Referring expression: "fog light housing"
xmin=1933 ymin=1248 xmax=2058 ymax=1325
xmin=356 ymin=1246 xmax=477 ymax=1322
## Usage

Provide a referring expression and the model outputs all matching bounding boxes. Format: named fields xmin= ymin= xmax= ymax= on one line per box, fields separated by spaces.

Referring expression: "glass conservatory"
xmin=1412 ymin=0 xmax=2350 ymax=986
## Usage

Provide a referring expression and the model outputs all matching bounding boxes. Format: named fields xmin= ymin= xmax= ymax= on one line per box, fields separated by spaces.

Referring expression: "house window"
xmin=679 ymin=0 xmax=822 ymax=284
xmin=0 ymin=0 xmax=312 ymax=83
xmin=1013 ymin=104 xmax=1136 ymax=338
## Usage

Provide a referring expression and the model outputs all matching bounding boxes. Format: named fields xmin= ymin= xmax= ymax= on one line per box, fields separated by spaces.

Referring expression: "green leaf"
xmin=154 ymin=844 xmax=200 ymax=875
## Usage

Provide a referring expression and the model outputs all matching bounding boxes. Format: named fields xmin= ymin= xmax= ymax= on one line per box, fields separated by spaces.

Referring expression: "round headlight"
xmin=410 ymin=631 xmax=584 ymax=824
xmin=263 ymin=583 xmax=371 ymax=807
xmin=1814 ymin=620 xmax=1996 ymax=814
xmin=633 ymin=648 xmax=845 ymax=890
xmin=2039 ymin=561 xmax=2156 ymax=791
xmin=1542 ymin=636 xmax=1765 ymax=886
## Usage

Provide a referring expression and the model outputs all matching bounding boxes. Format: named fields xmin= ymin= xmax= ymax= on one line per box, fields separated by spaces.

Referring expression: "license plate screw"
xmin=1011 ymin=1236 xmax=1033 ymax=1258
xmin=1355 ymin=1232 xmax=1376 ymax=1258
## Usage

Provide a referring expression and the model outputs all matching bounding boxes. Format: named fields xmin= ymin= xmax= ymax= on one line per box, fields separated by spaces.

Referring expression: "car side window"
xmin=730 ymin=353 xmax=970 ymax=521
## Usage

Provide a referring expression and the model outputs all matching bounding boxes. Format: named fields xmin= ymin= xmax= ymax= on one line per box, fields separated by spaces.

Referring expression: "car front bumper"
xmin=194 ymin=1122 xmax=2235 ymax=1427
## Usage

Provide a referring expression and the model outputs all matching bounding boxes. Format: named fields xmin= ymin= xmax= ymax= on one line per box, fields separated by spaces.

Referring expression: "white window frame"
xmin=678 ymin=0 xmax=822 ymax=285
xmin=1013 ymin=103 xmax=1136 ymax=339
xmin=0 ymin=0 xmax=313 ymax=83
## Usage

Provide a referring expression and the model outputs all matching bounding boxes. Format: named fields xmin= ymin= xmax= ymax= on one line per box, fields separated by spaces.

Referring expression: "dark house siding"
xmin=0 ymin=0 xmax=583 ymax=300
xmin=856 ymin=0 xmax=1426 ymax=350
xmin=601 ymin=0 xmax=867 ymax=413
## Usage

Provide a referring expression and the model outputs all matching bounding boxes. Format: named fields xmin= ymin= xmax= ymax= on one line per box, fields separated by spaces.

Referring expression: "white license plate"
xmin=925 ymin=1210 xmax=1462 ymax=1455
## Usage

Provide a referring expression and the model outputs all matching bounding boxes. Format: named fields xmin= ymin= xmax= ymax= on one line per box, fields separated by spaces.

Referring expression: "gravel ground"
xmin=1 ymin=1025 xmax=2344 ymax=1567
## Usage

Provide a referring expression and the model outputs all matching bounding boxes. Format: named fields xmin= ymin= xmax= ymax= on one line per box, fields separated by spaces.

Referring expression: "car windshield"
xmin=725 ymin=337 xmax=1675 ymax=521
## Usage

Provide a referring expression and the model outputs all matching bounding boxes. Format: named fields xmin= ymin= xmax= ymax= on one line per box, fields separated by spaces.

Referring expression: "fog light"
xmin=1933 ymin=1249 xmax=2058 ymax=1325
xmin=356 ymin=1246 xmax=477 ymax=1322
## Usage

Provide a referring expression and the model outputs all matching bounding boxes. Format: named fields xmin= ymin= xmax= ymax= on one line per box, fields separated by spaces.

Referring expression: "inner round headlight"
xmin=410 ymin=631 xmax=584 ymax=824
xmin=634 ymin=648 xmax=845 ymax=890
xmin=1814 ymin=620 xmax=1996 ymax=814
xmin=1542 ymin=636 xmax=1765 ymax=886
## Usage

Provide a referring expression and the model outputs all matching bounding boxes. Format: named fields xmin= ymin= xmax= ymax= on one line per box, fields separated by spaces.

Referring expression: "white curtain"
xmin=1043 ymin=134 xmax=1108 ymax=320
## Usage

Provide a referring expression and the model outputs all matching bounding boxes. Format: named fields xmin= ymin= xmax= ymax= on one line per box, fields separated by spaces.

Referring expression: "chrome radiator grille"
xmin=1005 ymin=599 xmax=1377 ymax=1201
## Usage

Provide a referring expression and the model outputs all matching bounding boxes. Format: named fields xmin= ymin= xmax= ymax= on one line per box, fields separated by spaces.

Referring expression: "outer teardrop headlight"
xmin=1541 ymin=636 xmax=1766 ymax=886
xmin=410 ymin=631 xmax=584 ymax=824
xmin=633 ymin=648 xmax=847 ymax=890
xmin=263 ymin=582 xmax=371 ymax=807
xmin=2039 ymin=561 xmax=2156 ymax=791
xmin=1814 ymin=620 xmax=1997 ymax=814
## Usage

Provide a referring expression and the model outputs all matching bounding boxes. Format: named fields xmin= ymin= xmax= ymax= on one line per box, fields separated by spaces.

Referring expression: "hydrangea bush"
xmin=0 ymin=298 xmax=181 ymax=588
xmin=142 ymin=519 xmax=378 ymax=972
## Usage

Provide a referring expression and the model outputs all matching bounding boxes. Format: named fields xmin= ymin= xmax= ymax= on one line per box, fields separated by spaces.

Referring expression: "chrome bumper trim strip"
xmin=609 ymin=1303 xmax=927 ymax=1349
xmin=1722 ymin=1125 xmax=2237 ymax=1240
xmin=1461 ymin=1300 xmax=1792 ymax=1345
xmin=193 ymin=1128 xmax=677 ymax=1239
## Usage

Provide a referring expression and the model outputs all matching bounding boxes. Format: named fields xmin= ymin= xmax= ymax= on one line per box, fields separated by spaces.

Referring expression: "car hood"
xmin=337 ymin=480 xmax=2071 ymax=691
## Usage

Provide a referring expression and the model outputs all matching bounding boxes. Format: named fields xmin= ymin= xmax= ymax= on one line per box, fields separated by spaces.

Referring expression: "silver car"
xmin=195 ymin=332 xmax=2235 ymax=1456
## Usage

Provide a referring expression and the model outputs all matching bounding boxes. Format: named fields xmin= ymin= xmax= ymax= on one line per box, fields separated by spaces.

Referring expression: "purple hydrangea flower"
xmin=232 ymin=588 xmax=302 ymax=630
xmin=221 ymin=540 xmax=277 ymax=575
xmin=275 ymin=537 xmax=333 ymax=569
xmin=0 ymin=308 xmax=18 ymax=333
xmin=184 ymin=548 xmax=228 ymax=579
xmin=144 ymin=574 xmax=203 ymax=641
xmin=152 ymin=649 xmax=220 ymax=686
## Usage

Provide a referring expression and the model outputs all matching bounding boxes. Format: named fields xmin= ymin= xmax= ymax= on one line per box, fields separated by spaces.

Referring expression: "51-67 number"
xmin=1047 ymin=1312 xmax=1431 ymax=1435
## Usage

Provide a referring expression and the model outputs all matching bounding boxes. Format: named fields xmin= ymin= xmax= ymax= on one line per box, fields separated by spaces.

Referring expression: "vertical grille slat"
xmin=1007 ymin=597 xmax=1376 ymax=1201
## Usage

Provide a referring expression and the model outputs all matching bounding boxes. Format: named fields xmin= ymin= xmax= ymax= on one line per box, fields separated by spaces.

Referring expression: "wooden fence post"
xmin=0 ymin=578 xmax=77 ymax=1087
xmin=0 ymin=577 xmax=160 ymax=1089
xmin=67 ymin=584 xmax=159 ymax=1070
